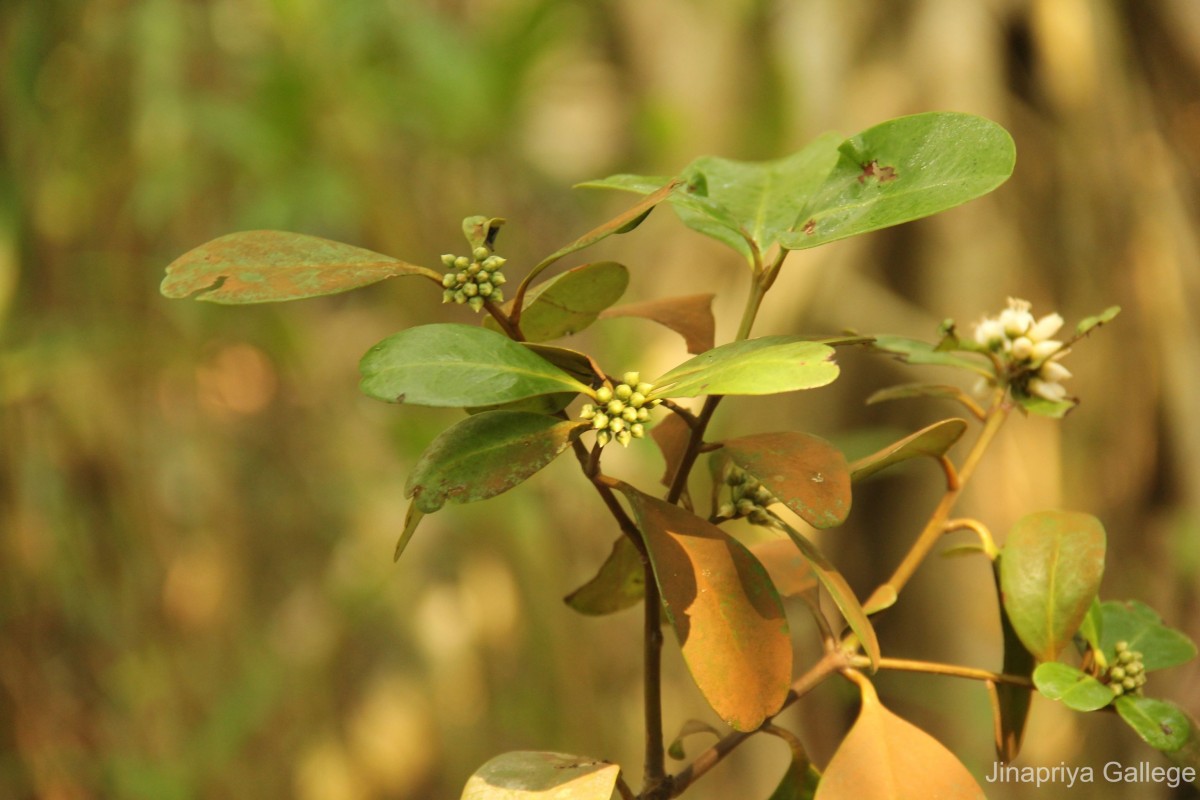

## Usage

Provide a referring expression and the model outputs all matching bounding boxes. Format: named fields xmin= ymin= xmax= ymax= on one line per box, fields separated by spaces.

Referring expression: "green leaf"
xmin=563 ymin=536 xmax=645 ymax=616
xmin=1099 ymin=600 xmax=1198 ymax=672
xmin=849 ymin=419 xmax=968 ymax=482
xmin=618 ymin=486 xmax=792 ymax=731
xmin=486 ymin=261 xmax=629 ymax=342
xmin=999 ymin=511 xmax=1107 ymax=662
xmin=650 ymin=337 xmax=838 ymax=399
xmin=1079 ymin=598 xmax=1105 ymax=663
xmin=870 ymin=336 xmax=993 ymax=377
xmin=776 ymin=521 xmax=879 ymax=670
xmin=722 ymin=432 xmax=851 ymax=529
xmin=1115 ymin=696 xmax=1190 ymax=752
xmin=599 ymin=293 xmax=716 ymax=355
xmin=463 ymin=216 xmax=505 ymax=250
xmin=405 ymin=411 xmax=587 ymax=513
xmin=460 ymin=751 xmax=621 ymax=800
xmin=359 ymin=324 xmax=591 ymax=407
xmin=1074 ymin=305 xmax=1121 ymax=338
xmin=1016 ymin=392 xmax=1076 ymax=419
xmin=991 ymin=563 xmax=1036 ymax=760
xmin=814 ymin=676 xmax=987 ymax=800
xmin=780 ymin=112 xmax=1015 ymax=251
xmin=161 ymin=230 xmax=441 ymax=303
xmin=1033 ymin=663 xmax=1114 ymax=712
xmin=866 ymin=383 xmax=984 ymax=417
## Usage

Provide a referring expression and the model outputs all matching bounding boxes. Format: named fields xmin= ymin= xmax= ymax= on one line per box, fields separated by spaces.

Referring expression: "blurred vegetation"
xmin=2 ymin=1 xmax=1199 ymax=798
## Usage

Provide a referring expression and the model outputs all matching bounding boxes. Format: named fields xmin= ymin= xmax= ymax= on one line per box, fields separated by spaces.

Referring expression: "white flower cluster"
xmin=579 ymin=372 xmax=660 ymax=447
xmin=974 ymin=297 xmax=1072 ymax=402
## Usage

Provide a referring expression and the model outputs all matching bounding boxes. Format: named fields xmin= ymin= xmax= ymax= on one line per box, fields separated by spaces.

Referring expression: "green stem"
xmin=852 ymin=655 xmax=1034 ymax=687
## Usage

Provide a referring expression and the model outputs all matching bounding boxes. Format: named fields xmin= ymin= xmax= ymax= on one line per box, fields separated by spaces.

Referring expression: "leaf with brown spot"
xmin=406 ymin=411 xmax=588 ymax=513
xmin=815 ymin=675 xmax=987 ymax=800
xmin=723 ymin=432 xmax=851 ymax=529
xmin=564 ymin=536 xmax=645 ymax=616
xmin=161 ymin=230 xmax=441 ymax=303
xmin=618 ymin=486 xmax=792 ymax=731
xmin=600 ymin=294 xmax=716 ymax=354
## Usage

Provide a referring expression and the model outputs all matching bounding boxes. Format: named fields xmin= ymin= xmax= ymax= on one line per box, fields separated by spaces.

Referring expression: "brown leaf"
xmin=651 ymin=412 xmax=693 ymax=488
xmin=599 ymin=294 xmax=716 ymax=354
xmin=815 ymin=674 xmax=987 ymax=800
xmin=723 ymin=432 xmax=851 ymax=529
xmin=749 ymin=538 xmax=818 ymax=600
xmin=620 ymin=487 xmax=792 ymax=731
xmin=162 ymin=230 xmax=440 ymax=303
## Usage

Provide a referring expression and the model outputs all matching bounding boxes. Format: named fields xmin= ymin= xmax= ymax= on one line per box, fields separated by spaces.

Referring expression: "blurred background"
xmin=3 ymin=0 xmax=1199 ymax=797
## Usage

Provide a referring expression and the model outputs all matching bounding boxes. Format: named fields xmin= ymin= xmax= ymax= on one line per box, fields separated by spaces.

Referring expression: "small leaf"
xmin=650 ymin=337 xmax=838 ymax=399
xmin=999 ymin=511 xmax=1107 ymax=662
xmin=619 ymin=486 xmax=792 ymax=731
xmin=776 ymin=521 xmax=879 ymax=669
xmin=359 ymin=324 xmax=590 ymax=407
xmin=763 ymin=726 xmax=821 ymax=800
xmin=849 ymin=419 xmax=968 ymax=482
xmin=1033 ymin=663 xmax=1114 ymax=712
xmin=991 ymin=561 xmax=1036 ymax=760
xmin=781 ymin=112 xmax=1015 ymax=251
xmin=1074 ymin=305 xmax=1121 ymax=337
xmin=1079 ymin=597 xmax=1104 ymax=659
xmin=393 ymin=501 xmax=425 ymax=562
xmin=870 ymin=335 xmax=993 ymax=377
xmin=1016 ymin=392 xmax=1076 ymax=419
xmin=463 ymin=216 xmax=505 ymax=250
xmin=487 ymin=262 xmax=629 ymax=342
xmin=564 ymin=536 xmax=645 ymax=616
xmin=667 ymin=719 xmax=721 ymax=761
xmin=1115 ymin=696 xmax=1190 ymax=752
xmin=599 ymin=294 xmax=716 ymax=354
xmin=722 ymin=432 xmax=851 ymax=529
xmin=406 ymin=412 xmax=587 ymax=513
xmin=161 ymin=230 xmax=441 ymax=303
xmin=814 ymin=675 xmax=987 ymax=800
xmin=1099 ymin=600 xmax=1198 ymax=672
xmin=866 ymin=382 xmax=984 ymax=417
xmin=460 ymin=751 xmax=620 ymax=800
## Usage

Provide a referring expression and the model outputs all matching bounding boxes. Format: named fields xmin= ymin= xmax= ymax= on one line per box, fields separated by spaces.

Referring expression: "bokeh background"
xmin=3 ymin=0 xmax=1199 ymax=797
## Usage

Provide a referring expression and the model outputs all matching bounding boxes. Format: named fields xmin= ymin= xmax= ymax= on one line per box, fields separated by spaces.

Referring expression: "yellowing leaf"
xmin=815 ymin=675 xmax=986 ymax=800
xmin=723 ymin=431 xmax=851 ymax=529
xmin=620 ymin=486 xmax=792 ymax=730
xmin=600 ymin=293 xmax=716 ymax=354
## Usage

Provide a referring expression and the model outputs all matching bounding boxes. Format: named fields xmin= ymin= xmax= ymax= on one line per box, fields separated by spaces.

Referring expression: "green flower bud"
xmin=754 ymin=486 xmax=774 ymax=505
xmin=463 ymin=282 xmax=479 ymax=297
xmin=441 ymin=254 xmax=457 ymax=267
xmin=456 ymin=271 xmax=469 ymax=284
xmin=596 ymin=430 xmax=611 ymax=447
xmin=477 ymin=282 xmax=494 ymax=297
xmin=491 ymin=272 xmax=507 ymax=286
xmin=622 ymin=372 xmax=641 ymax=387
xmin=454 ymin=291 xmax=467 ymax=304
xmin=580 ymin=404 xmax=596 ymax=419
xmin=595 ymin=386 xmax=614 ymax=404
xmin=636 ymin=382 xmax=654 ymax=396
xmin=1123 ymin=677 xmax=1138 ymax=691
xmin=472 ymin=246 xmax=490 ymax=261
xmin=483 ymin=255 xmax=506 ymax=270
xmin=1109 ymin=666 xmax=1127 ymax=681
xmin=1111 ymin=683 xmax=1125 ymax=696
xmin=748 ymin=508 xmax=772 ymax=526
xmin=491 ymin=289 xmax=504 ymax=303
xmin=442 ymin=289 xmax=455 ymax=303
xmin=636 ymin=408 xmax=650 ymax=422
xmin=630 ymin=423 xmax=645 ymax=438
xmin=615 ymin=383 xmax=633 ymax=400
xmin=467 ymin=261 xmax=481 ymax=276
xmin=1126 ymin=662 xmax=1143 ymax=675
xmin=606 ymin=399 xmax=625 ymax=415
xmin=592 ymin=412 xmax=609 ymax=430
xmin=1115 ymin=641 xmax=1129 ymax=652
xmin=717 ymin=502 xmax=735 ymax=519
xmin=454 ymin=256 xmax=470 ymax=270
xmin=726 ymin=469 xmax=746 ymax=486
xmin=1135 ymin=674 xmax=1147 ymax=687
xmin=1119 ymin=650 xmax=1136 ymax=665
xmin=736 ymin=499 xmax=756 ymax=516
xmin=616 ymin=430 xmax=632 ymax=447
xmin=629 ymin=391 xmax=646 ymax=408
xmin=442 ymin=272 xmax=457 ymax=288
xmin=610 ymin=417 xmax=625 ymax=433
xmin=621 ymin=407 xmax=638 ymax=423
xmin=468 ymin=296 xmax=484 ymax=313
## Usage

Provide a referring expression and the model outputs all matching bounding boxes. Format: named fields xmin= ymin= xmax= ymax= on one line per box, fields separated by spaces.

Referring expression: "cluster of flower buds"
xmin=441 ymin=247 xmax=507 ymax=312
xmin=973 ymin=297 xmax=1072 ymax=402
xmin=717 ymin=467 xmax=778 ymax=527
xmin=1107 ymin=640 xmax=1147 ymax=696
xmin=579 ymin=372 xmax=659 ymax=447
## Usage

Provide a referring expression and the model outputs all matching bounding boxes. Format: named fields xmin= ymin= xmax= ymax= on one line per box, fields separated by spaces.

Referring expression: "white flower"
xmin=1029 ymin=339 xmax=1064 ymax=364
xmin=1028 ymin=312 xmax=1064 ymax=342
xmin=1039 ymin=360 xmax=1072 ymax=383
xmin=998 ymin=297 xmax=1034 ymax=337
xmin=1028 ymin=377 xmax=1068 ymax=402
xmin=974 ymin=317 xmax=1006 ymax=349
